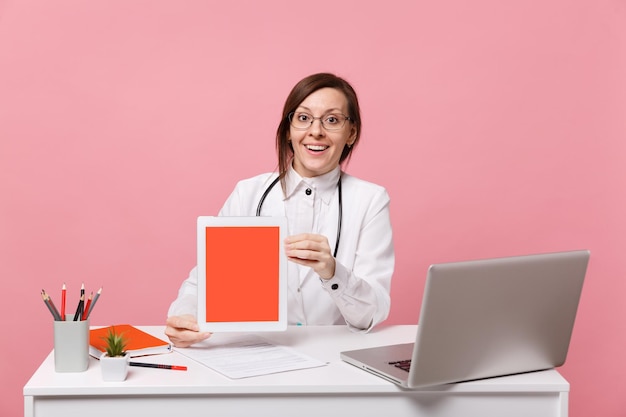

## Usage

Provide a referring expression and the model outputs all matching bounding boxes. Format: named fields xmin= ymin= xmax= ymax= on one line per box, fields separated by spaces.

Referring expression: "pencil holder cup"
xmin=53 ymin=317 xmax=90 ymax=372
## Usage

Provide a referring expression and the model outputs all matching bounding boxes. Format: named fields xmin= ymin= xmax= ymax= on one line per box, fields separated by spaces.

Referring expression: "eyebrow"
xmin=295 ymin=106 xmax=346 ymax=114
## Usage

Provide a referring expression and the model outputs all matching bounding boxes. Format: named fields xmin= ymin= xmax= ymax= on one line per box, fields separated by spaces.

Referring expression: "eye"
xmin=324 ymin=115 xmax=341 ymax=125
xmin=296 ymin=112 xmax=312 ymax=122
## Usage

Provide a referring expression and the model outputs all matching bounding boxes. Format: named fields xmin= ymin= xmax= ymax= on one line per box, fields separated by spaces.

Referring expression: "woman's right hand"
xmin=165 ymin=314 xmax=212 ymax=348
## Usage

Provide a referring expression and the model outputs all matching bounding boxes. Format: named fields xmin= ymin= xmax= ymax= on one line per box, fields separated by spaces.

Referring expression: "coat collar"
xmin=284 ymin=165 xmax=341 ymax=204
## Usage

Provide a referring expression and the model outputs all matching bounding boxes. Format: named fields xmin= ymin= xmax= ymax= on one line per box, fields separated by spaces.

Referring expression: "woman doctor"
xmin=165 ymin=73 xmax=394 ymax=347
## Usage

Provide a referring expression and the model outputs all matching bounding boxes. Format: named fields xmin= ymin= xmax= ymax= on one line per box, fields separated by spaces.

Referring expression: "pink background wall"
xmin=1 ymin=1 xmax=624 ymax=415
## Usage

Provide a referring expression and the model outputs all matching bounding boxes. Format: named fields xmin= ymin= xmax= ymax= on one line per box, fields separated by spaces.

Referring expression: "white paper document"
xmin=176 ymin=334 xmax=327 ymax=379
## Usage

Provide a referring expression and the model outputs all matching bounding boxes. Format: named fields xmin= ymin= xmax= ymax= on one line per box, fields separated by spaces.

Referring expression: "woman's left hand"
xmin=284 ymin=233 xmax=336 ymax=279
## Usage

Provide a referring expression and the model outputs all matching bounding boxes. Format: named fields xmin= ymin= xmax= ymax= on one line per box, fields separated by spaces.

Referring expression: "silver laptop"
xmin=341 ymin=250 xmax=589 ymax=388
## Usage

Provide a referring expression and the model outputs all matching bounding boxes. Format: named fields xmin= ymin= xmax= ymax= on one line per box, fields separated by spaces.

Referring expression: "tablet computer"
xmin=196 ymin=216 xmax=288 ymax=332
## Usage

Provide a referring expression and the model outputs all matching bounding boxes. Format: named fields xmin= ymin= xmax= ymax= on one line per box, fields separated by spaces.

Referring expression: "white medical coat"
xmin=168 ymin=166 xmax=394 ymax=331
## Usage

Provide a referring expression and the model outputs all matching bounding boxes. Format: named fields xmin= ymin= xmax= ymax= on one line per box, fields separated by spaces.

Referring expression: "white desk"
xmin=24 ymin=325 xmax=569 ymax=417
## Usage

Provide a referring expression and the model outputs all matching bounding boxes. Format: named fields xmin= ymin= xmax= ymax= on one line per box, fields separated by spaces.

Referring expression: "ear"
xmin=348 ymin=126 xmax=357 ymax=146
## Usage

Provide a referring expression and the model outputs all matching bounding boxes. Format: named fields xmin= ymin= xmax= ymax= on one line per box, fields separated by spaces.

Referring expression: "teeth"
xmin=306 ymin=145 xmax=327 ymax=151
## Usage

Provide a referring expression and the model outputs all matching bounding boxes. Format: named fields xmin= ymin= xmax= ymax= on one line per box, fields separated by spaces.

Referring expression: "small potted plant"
xmin=100 ymin=327 xmax=130 ymax=381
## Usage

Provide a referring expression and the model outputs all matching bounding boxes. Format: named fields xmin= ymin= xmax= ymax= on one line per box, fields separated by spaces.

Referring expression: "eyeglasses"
xmin=288 ymin=112 xmax=351 ymax=131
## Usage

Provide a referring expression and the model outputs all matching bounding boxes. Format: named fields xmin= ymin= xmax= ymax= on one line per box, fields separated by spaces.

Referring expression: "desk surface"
xmin=24 ymin=325 xmax=569 ymax=417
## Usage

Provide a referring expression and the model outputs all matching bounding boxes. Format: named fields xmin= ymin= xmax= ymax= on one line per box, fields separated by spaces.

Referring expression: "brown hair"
xmin=276 ymin=73 xmax=362 ymax=191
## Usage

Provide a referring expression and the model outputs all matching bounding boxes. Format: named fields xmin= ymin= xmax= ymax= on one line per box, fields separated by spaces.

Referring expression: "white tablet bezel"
xmin=196 ymin=216 xmax=288 ymax=332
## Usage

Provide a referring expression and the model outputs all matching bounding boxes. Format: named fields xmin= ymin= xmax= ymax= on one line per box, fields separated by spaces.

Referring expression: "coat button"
xmin=331 ymin=283 xmax=339 ymax=290
xmin=305 ymin=188 xmax=312 ymax=195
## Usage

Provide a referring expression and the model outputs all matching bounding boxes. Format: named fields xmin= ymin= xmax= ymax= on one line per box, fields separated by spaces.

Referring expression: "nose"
xmin=309 ymin=118 xmax=325 ymax=136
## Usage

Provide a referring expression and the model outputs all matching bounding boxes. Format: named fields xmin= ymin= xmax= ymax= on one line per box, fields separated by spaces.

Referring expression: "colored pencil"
xmin=79 ymin=282 xmax=85 ymax=318
xmin=42 ymin=289 xmax=62 ymax=321
xmin=41 ymin=291 xmax=56 ymax=319
xmin=129 ymin=362 xmax=187 ymax=371
xmin=82 ymin=292 xmax=93 ymax=320
xmin=73 ymin=293 xmax=84 ymax=321
xmin=41 ymin=290 xmax=62 ymax=321
xmin=86 ymin=287 xmax=102 ymax=318
xmin=61 ymin=283 xmax=67 ymax=321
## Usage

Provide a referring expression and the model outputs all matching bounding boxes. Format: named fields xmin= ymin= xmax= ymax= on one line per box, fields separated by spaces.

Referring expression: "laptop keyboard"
xmin=389 ymin=359 xmax=411 ymax=372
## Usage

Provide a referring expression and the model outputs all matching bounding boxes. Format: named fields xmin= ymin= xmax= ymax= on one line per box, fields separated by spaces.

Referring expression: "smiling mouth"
xmin=306 ymin=144 xmax=329 ymax=152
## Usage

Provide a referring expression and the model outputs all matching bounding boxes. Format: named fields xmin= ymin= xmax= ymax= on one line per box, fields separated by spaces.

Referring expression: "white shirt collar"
xmin=284 ymin=165 xmax=341 ymax=204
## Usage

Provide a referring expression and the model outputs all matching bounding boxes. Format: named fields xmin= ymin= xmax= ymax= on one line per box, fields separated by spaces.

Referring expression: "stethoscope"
xmin=256 ymin=175 xmax=343 ymax=258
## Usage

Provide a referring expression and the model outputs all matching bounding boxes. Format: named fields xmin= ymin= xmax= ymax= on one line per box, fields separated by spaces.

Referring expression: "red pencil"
xmin=61 ymin=283 xmax=66 ymax=321
xmin=82 ymin=292 xmax=93 ymax=320
xmin=129 ymin=362 xmax=187 ymax=371
xmin=86 ymin=287 xmax=102 ymax=319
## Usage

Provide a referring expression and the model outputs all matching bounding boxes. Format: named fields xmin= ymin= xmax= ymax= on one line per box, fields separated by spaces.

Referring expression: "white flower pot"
xmin=100 ymin=353 xmax=130 ymax=381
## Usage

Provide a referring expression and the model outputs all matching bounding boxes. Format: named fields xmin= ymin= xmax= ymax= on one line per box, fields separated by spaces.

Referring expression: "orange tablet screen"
xmin=204 ymin=226 xmax=280 ymax=322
